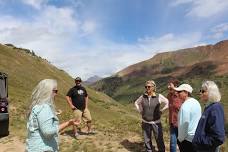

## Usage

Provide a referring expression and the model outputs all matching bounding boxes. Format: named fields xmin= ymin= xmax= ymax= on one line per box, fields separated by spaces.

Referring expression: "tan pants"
xmin=73 ymin=108 xmax=92 ymax=122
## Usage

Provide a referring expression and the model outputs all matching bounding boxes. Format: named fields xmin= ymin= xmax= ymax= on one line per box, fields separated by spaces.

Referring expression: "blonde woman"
xmin=192 ymin=81 xmax=225 ymax=152
xmin=135 ymin=80 xmax=168 ymax=152
xmin=26 ymin=79 xmax=77 ymax=152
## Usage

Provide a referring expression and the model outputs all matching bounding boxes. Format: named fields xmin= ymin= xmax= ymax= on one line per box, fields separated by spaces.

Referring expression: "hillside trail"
xmin=0 ymin=129 xmax=144 ymax=152
xmin=0 ymin=128 xmax=167 ymax=151
xmin=59 ymin=127 xmax=145 ymax=151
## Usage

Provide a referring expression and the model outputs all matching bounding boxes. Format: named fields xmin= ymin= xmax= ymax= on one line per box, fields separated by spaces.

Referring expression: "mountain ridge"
xmin=84 ymin=75 xmax=102 ymax=85
xmin=117 ymin=40 xmax=228 ymax=78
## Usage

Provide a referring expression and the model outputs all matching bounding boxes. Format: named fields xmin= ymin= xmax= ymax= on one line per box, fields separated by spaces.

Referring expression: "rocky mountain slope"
xmin=117 ymin=40 xmax=228 ymax=78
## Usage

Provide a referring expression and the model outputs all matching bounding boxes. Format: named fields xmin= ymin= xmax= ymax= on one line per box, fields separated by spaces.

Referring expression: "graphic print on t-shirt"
xmin=77 ymin=89 xmax=84 ymax=95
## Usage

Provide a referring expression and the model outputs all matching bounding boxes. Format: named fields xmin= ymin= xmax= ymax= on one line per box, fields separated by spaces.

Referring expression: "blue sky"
xmin=0 ymin=0 xmax=228 ymax=79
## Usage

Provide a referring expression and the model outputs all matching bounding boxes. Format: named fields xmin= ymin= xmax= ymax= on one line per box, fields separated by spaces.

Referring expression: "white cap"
xmin=174 ymin=84 xmax=193 ymax=93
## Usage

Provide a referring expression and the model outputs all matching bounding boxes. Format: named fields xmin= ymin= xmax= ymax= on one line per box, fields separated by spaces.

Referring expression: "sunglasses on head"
xmin=53 ymin=89 xmax=58 ymax=93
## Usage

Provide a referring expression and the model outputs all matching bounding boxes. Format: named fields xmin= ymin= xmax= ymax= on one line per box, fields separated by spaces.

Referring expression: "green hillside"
xmin=0 ymin=44 xmax=145 ymax=151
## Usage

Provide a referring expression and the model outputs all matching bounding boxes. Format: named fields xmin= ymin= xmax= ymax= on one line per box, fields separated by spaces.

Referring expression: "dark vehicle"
xmin=0 ymin=72 xmax=9 ymax=137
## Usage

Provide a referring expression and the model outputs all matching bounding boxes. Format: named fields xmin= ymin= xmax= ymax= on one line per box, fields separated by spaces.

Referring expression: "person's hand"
xmin=73 ymin=119 xmax=81 ymax=125
xmin=56 ymin=109 xmax=62 ymax=115
xmin=68 ymin=119 xmax=75 ymax=125
xmin=168 ymin=83 xmax=175 ymax=89
xmin=71 ymin=106 xmax=76 ymax=111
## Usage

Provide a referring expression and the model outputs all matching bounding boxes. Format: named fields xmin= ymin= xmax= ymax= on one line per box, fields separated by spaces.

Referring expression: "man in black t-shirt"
xmin=66 ymin=77 xmax=92 ymax=138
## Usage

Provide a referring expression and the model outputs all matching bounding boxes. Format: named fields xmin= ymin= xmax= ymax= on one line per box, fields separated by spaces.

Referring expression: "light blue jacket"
xmin=26 ymin=103 xmax=59 ymax=152
xmin=178 ymin=97 xmax=201 ymax=142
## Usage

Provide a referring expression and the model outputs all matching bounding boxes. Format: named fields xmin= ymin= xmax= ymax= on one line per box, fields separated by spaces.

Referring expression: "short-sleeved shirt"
xmin=178 ymin=97 xmax=201 ymax=142
xmin=66 ymin=85 xmax=88 ymax=111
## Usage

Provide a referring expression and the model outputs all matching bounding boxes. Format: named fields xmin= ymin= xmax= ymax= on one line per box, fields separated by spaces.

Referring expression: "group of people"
xmin=25 ymin=77 xmax=92 ymax=152
xmin=135 ymin=79 xmax=225 ymax=152
xmin=24 ymin=76 xmax=225 ymax=152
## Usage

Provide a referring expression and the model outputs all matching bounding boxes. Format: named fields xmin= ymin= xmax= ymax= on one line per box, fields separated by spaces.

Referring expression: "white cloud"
xmin=171 ymin=0 xmax=228 ymax=18
xmin=37 ymin=6 xmax=78 ymax=32
xmin=0 ymin=5 xmax=80 ymax=59
xmin=171 ymin=0 xmax=193 ymax=6
xmin=138 ymin=32 xmax=202 ymax=53
xmin=81 ymin=20 xmax=97 ymax=36
xmin=209 ymin=23 xmax=228 ymax=39
xmin=21 ymin=0 xmax=48 ymax=9
xmin=49 ymin=32 xmax=203 ymax=79
xmin=51 ymin=42 xmax=146 ymax=79
xmin=0 ymin=15 xmax=23 ymax=29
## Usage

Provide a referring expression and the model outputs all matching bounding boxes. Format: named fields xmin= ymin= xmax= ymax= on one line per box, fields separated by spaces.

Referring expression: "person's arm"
xmin=84 ymin=88 xmax=88 ymax=109
xmin=178 ymin=106 xmax=189 ymax=142
xmin=159 ymin=94 xmax=169 ymax=112
xmin=85 ymin=96 xmax=88 ymax=109
xmin=59 ymin=119 xmax=80 ymax=132
xmin=135 ymin=95 xmax=143 ymax=113
xmin=66 ymin=96 xmax=76 ymax=110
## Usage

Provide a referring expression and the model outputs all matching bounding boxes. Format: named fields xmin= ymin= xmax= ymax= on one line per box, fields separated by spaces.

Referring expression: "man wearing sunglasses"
xmin=135 ymin=80 xmax=168 ymax=152
xmin=173 ymin=84 xmax=201 ymax=152
xmin=66 ymin=77 xmax=92 ymax=138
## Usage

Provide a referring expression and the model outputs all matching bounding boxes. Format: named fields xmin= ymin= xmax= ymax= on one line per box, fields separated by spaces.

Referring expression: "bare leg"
xmin=73 ymin=125 xmax=77 ymax=134
xmin=73 ymin=119 xmax=81 ymax=137
xmin=87 ymin=121 xmax=92 ymax=132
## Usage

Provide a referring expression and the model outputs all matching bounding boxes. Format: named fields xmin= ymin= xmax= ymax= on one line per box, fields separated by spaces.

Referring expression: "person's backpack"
xmin=0 ymin=72 xmax=9 ymax=137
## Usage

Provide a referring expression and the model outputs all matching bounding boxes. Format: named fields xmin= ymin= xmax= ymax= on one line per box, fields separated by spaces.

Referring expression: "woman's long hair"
xmin=27 ymin=79 xmax=57 ymax=119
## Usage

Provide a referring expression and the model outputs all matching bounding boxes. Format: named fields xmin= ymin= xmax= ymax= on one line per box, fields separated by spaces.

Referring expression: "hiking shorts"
xmin=73 ymin=108 xmax=92 ymax=122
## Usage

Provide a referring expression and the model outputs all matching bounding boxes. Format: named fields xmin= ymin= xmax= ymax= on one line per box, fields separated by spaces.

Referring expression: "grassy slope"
xmin=0 ymin=44 xmax=144 ymax=151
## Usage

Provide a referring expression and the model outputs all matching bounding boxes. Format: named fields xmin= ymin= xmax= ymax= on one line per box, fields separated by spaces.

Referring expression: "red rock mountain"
xmin=117 ymin=40 xmax=228 ymax=78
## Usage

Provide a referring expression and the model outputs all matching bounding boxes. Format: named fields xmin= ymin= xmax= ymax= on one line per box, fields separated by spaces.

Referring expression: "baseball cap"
xmin=75 ymin=77 xmax=82 ymax=82
xmin=174 ymin=84 xmax=193 ymax=93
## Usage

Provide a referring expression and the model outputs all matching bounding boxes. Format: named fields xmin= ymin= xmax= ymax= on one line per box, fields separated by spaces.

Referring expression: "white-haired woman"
xmin=26 ymin=79 xmax=77 ymax=152
xmin=192 ymin=81 xmax=225 ymax=152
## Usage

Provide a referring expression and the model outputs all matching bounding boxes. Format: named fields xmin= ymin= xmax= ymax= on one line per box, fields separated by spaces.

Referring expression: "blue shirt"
xmin=178 ymin=97 xmax=201 ymax=142
xmin=192 ymin=102 xmax=225 ymax=151
xmin=26 ymin=103 xmax=59 ymax=152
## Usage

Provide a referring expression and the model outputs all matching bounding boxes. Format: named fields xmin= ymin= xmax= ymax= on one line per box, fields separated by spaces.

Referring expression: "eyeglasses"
xmin=145 ymin=86 xmax=152 ymax=89
xmin=199 ymin=89 xmax=206 ymax=93
xmin=53 ymin=89 xmax=58 ymax=93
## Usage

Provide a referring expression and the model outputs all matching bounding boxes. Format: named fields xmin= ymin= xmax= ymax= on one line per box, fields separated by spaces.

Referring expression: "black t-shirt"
xmin=66 ymin=85 xmax=88 ymax=111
